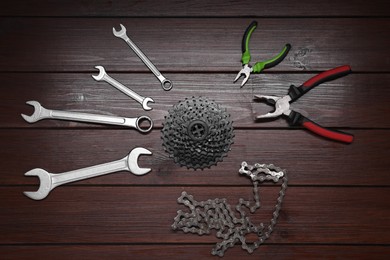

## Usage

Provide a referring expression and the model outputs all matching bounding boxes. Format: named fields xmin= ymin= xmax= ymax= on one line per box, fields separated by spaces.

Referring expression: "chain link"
xmin=171 ymin=161 xmax=288 ymax=257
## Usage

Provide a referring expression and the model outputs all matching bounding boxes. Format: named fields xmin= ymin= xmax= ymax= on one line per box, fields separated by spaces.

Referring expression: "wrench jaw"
xmin=112 ymin=24 xmax=128 ymax=40
xmin=127 ymin=147 xmax=152 ymax=176
xmin=92 ymin=66 xmax=106 ymax=81
xmin=21 ymin=101 xmax=44 ymax=123
xmin=23 ymin=168 xmax=52 ymax=200
xmin=142 ymin=97 xmax=155 ymax=111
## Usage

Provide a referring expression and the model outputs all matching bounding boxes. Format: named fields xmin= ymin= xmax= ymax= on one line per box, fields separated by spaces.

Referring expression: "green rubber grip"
xmin=252 ymin=44 xmax=291 ymax=73
xmin=241 ymin=21 xmax=257 ymax=65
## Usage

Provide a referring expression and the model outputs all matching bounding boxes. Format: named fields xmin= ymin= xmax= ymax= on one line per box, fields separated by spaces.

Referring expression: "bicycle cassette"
xmin=161 ymin=97 xmax=234 ymax=170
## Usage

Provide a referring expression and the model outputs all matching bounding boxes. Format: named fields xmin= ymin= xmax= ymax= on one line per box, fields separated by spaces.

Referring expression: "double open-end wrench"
xmin=24 ymin=147 xmax=152 ymax=200
xmin=113 ymin=24 xmax=173 ymax=91
xmin=92 ymin=65 xmax=154 ymax=111
xmin=21 ymin=101 xmax=153 ymax=133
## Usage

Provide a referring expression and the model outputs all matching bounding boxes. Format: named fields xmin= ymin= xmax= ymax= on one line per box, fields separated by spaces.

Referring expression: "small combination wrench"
xmin=113 ymin=24 xmax=173 ymax=91
xmin=21 ymin=101 xmax=153 ymax=133
xmin=92 ymin=65 xmax=154 ymax=111
xmin=24 ymin=147 xmax=152 ymax=200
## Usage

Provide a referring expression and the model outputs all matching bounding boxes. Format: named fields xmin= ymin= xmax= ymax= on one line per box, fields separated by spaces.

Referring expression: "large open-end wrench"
xmin=113 ymin=24 xmax=173 ymax=91
xmin=92 ymin=65 xmax=154 ymax=111
xmin=21 ymin=101 xmax=153 ymax=133
xmin=24 ymin=147 xmax=152 ymax=200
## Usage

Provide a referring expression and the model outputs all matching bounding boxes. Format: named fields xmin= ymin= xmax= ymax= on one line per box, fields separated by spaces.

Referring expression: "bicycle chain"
xmin=171 ymin=162 xmax=288 ymax=257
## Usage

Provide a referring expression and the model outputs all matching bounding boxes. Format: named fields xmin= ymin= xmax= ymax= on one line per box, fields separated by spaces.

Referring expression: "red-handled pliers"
xmin=255 ymin=65 xmax=354 ymax=143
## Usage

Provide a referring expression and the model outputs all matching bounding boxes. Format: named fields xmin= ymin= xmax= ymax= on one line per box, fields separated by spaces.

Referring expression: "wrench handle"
xmin=51 ymin=157 xmax=128 ymax=188
xmin=49 ymin=110 xmax=137 ymax=128
xmin=102 ymin=74 xmax=144 ymax=104
xmin=50 ymin=110 xmax=152 ymax=133
xmin=124 ymin=38 xmax=161 ymax=77
xmin=124 ymin=37 xmax=173 ymax=91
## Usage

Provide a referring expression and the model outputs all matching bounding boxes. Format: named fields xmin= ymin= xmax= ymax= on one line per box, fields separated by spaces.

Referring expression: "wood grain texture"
xmin=2 ymin=245 xmax=390 ymax=260
xmin=1 ymin=0 xmax=389 ymax=259
xmin=4 ymin=73 xmax=390 ymax=128
xmin=0 ymin=18 xmax=389 ymax=72
xmin=1 ymin=187 xmax=389 ymax=244
xmin=1 ymin=130 xmax=389 ymax=186
xmin=0 ymin=0 xmax=389 ymax=17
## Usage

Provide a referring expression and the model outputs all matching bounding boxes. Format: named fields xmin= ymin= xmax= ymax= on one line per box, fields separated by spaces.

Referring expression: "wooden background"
xmin=1 ymin=1 xmax=390 ymax=259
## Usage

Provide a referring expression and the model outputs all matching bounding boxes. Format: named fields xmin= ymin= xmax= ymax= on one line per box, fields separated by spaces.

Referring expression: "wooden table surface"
xmin=1 ymin=1 xmax=390 ymax=259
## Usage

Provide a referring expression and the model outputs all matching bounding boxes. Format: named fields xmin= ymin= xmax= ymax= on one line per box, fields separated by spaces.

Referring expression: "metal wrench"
xmin=113 ymin=24 xmax=173 ymax=91
xmin=92 ymin=65 xmax=154 ymax=111
xmin=21 ymin=101 xmax=153 ymax=133
xmin=23 ymin=147 xmax=152 ymax=200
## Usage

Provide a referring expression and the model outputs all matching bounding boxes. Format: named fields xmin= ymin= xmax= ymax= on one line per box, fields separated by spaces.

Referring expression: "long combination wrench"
xmin=21 ymin=101 xmax=153 ymax=133
xmin=23 ymin=147 xmax=152 ymax=200
xmin=113 ymin=24 xmax=173 ymax=91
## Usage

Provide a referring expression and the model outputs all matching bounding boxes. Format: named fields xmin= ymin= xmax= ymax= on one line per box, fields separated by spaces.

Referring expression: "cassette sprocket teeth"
xmin=161 ymin=97 xmax=234 ymax=170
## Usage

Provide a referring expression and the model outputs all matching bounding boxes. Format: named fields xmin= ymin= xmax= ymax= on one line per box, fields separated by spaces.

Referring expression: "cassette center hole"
xmin=188 ymin=120 xmax=209 ymax=141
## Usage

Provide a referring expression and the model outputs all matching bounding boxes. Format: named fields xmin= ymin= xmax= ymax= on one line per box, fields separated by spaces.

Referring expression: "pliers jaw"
xmin=254 ymin=65 xmax=354 ymax=143
xmin=233 ymin=64 xmax=252 ymax=87
xmin=254 ymin=95 xmax=292 ymax=119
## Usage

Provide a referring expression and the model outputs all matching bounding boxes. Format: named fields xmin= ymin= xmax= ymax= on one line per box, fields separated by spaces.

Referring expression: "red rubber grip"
xmin=303 ymin=65 xmax=351 ymax=89
xmin=303 ymin=121 xmax=354 ymax=143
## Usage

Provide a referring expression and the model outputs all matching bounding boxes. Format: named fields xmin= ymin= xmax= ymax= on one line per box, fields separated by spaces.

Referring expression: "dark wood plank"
xmin=0 ymin=1 xmax=388 ymax=259
xmin=1 ymin=129 xmax=389 ymax=186
xmin=0 ymin=0 xmax=389 ymax=17
xmin=1 ymin=18 xmax=389 ymax=72
xmin=4 ymin=73 xmax=390 ymax=128
xmin=2 ymin=245 xmax=390 ymax=260
xmin=1 ymin=186 xmax=389 ymax=244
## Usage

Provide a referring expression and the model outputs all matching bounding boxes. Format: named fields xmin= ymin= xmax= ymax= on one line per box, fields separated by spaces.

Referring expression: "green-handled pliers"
xmin=234 ymin=21 xmax=291 ymax=87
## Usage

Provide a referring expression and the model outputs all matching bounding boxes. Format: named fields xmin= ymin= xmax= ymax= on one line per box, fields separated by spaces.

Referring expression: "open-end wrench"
xmin=24 ymin=147 xmax=152 ymax=200
xmin=92 ymin=65 xmax=154 ymax=111
xmin=21 ymin=101 xmax=153 ymax=133
xmin=113 ymin=24 xmax=173 ymax=91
